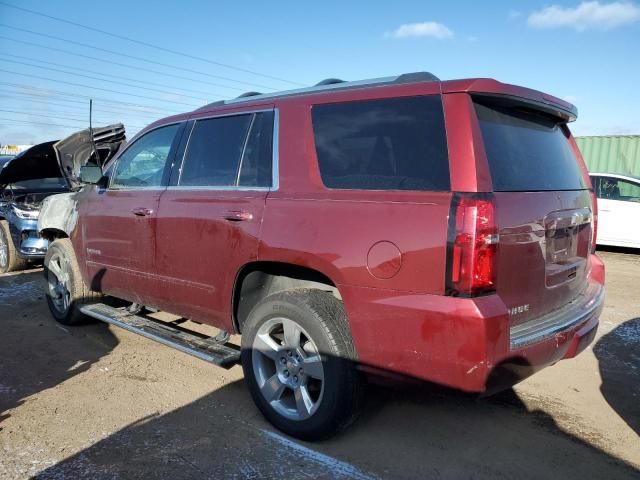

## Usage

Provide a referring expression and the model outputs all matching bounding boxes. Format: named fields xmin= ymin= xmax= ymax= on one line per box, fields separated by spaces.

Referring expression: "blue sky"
xmin=0 ymin=0 xmax=639 ymax=144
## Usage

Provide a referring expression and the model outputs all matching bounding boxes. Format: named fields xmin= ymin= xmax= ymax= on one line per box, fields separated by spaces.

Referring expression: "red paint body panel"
xmin=259 ymin=194 xmax=451 ymax=293
xmin=151 ymin=190 xmax=266 ymax=331
xmin=443 ymin=93 xmax=492 ymax=192
xmin=72 ymin=75 xmax=604 ymax=393
xmin=340 ymin=261 xmax=603 ymax=392
xmin=76 ymin=187 xmax=163 ymax=303
xmin=493 ymin=190 xmax=593 ymax=326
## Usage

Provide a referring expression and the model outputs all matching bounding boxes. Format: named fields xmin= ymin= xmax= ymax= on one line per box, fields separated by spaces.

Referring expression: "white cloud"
xmin=528 ymin=1 xmax=640 ymax=31
xmin=388 ymin=21 xmax=454 ymax=39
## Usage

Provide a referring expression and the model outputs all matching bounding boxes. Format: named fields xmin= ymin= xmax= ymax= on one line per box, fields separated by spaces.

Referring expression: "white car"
xmin=590 ymin=173 xmax=640 ymax=249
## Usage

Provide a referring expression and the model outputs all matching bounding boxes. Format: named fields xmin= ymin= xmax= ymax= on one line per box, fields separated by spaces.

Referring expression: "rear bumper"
xmin=509 ymin=283 xmax=604 ymax=349
xmin=341 ymin=254 xmax=605 ymax=393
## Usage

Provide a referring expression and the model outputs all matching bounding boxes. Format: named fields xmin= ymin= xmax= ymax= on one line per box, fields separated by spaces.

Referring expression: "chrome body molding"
xmin=510 ymin=284 xmax=605 ymax=349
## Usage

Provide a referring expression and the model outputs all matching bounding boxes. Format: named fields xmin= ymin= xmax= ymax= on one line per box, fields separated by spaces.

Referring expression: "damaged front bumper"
xmin=7 ymin=214 xmax=49 ymax=259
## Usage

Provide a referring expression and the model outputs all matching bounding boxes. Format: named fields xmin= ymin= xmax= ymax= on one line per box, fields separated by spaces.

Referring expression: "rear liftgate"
xmin=80 ymin=303 xmax=240 ymax=368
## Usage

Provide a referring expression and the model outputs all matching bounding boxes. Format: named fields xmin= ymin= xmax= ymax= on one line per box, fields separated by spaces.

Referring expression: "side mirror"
xmin=79 ymin=165 xmax=105 ymax=185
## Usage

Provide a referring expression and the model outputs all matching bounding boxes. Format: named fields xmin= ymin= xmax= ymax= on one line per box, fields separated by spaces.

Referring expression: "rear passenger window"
xmin=179 ymin=111 xmax=274 ymax=188
xmin=238 ymin=111 xmax=274 ymax=187
xmin=311 ymin=96 xmax=450 ymax=191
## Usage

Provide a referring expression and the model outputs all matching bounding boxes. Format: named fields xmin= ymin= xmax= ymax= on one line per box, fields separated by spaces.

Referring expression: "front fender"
xmin=38 ymin=192 xmax=80 ymax=237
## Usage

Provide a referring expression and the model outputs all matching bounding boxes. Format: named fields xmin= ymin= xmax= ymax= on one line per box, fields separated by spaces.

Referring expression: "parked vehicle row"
xmin=30 ymin=72 xmax=605 ymax=439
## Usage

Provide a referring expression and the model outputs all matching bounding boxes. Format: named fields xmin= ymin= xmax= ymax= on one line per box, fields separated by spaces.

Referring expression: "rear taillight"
xmin=590 ymin=190 xmax=598 ymax=253
xmin=447 ymin=194 xmax=498 ymax=296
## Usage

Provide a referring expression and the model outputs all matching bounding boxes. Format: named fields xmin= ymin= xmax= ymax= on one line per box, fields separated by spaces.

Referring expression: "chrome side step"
xmin=80 ymin=303 xmax=240 ymax=368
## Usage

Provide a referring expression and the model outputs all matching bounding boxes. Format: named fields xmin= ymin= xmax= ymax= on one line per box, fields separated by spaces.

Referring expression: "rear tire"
xmin=241 ymin=289 xmax=363 ymax=440
xmin=0 ymin=220 xmax=27 ymax=274
xmin=44 ymin=238 xmax=98 ymax=325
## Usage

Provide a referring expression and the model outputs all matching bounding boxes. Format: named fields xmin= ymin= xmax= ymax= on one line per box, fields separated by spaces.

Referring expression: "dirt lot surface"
xmin=0 ymin=249 xmax=638 ymax=479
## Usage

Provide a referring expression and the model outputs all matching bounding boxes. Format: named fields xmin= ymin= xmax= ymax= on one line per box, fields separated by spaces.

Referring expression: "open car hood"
xmin=0 ymin=141 xmax=60 ymax=188
xmin=55 ymin=123 xmax=125 ymax=188
xmin=0 ymin=123 xmax=125 ymax=190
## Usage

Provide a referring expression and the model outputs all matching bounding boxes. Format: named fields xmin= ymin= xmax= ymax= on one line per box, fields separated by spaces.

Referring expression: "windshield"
xmin=4 ymin=177 xmax=69 ymax=191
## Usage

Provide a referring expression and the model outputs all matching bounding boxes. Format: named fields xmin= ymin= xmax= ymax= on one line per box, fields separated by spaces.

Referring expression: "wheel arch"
xmin=37 ymin=192 xmax=79 ymax=240
xmin=232 ymin=261 xmax=341 ymax=334
xmin=39 ymin=228 xmax=69 ymax=241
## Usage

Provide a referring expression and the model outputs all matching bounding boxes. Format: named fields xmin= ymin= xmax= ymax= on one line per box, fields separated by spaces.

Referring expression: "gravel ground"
xmin=0 ymin=248 xmax=638 ymax=479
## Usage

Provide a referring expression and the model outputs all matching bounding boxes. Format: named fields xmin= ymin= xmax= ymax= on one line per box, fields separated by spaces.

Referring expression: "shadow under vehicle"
xmin=594 ymin=316 xmax=640 ymax=436
xmin=0 ymin=124 xmax=125 ymax=273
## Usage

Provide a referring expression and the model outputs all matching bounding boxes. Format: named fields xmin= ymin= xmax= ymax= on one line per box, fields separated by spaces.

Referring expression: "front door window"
xmin=112 ymin=124 xmax=181 ymax=188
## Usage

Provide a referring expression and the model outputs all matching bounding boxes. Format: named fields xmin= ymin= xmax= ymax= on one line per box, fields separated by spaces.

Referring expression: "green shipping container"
xmin=575 ymin=135 xmax=640 ymax=176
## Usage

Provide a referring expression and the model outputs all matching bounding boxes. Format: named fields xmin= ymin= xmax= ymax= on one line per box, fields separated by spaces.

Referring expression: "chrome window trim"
xmin=176 ymin=121 xmax=196 ymax=185
xmin=104 ymin=187 xmax=167 ymax=192
xmin=166 ymin=186 xmax=270 ymax=192
xmin=190 ymin=108 xmax=273 ymax=121
xmin=271 ymin=109 xmax=279 ymax=191
xmin=108 ymin=121 xmax=183 ymax=191
xmin=174 ymin=107 xmax=279 ymax=192
xmin=235 ymin=114 xmax=256 ymax=186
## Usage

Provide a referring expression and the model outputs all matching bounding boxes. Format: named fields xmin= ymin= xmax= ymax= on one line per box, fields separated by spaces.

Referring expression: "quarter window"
xmin=311 ymin=96 xmax=450 ymax=191
xmin=111 ymin=124 xmax=180 ymax=188
xmin=179 ymin=111 xmax=274 ymax=188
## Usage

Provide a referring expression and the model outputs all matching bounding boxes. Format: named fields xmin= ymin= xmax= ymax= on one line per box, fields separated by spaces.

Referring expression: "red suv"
xmin=38 ymin=72 xmax=605 ymax=439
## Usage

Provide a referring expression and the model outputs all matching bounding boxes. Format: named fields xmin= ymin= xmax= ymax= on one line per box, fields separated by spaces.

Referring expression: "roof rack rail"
xmin=195 ymin=71 xmax=440 ymax=111
xmin=394 ymin=71 xmax=439 ymax=83
xmin=315 ymin=78 xmax=345 ymax=86
xmin=236 ymin=91 xmax=262 ymax=99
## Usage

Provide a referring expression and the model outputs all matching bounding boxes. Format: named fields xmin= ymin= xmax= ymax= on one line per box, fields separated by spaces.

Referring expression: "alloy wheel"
xmin=252 ymin=317 xmax=325 ymax=421
xmin=46 ymin=252 xmax=71 ymax=315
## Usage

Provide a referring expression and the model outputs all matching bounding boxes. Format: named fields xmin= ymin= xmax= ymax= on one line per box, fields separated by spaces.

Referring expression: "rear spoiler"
xmin=472 ymin=92 xmax=577 ymax=123
xmin=442 ymin=78 xmax=578 ymax=122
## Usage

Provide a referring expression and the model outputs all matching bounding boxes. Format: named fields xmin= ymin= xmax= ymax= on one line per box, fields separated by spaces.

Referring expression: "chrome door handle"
xmin=223 ymin=211 xmax=253 ymax=222
xmin=131 ymin=207 xmax=153 ymax=216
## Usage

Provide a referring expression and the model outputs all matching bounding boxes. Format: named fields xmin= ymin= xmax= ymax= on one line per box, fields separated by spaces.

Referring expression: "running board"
xmin=80 ymin=303 xmax=240 ymax=368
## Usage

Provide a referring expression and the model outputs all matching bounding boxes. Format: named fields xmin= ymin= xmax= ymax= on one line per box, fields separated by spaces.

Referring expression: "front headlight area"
xmin=11 ymin=204 xmax=40 ymax=220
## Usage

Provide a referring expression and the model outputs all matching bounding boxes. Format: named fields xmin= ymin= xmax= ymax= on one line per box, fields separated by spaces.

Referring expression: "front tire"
xmin=241 ymin=289 xmax=363 ymax=440
xmin=44 ymin=238 xmax=98 ymax=325
xmin=0 ymin=220 xmax=27 ymax=274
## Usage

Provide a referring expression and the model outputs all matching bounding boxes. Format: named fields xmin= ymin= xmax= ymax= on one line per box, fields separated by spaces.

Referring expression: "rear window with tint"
xmin=474 ymin=99 xmax=586 ymax=192
xmin=312 ymin=96 xmax=450 ymax=191
xmin=179 ymin=111 xmax=274 ymax=188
